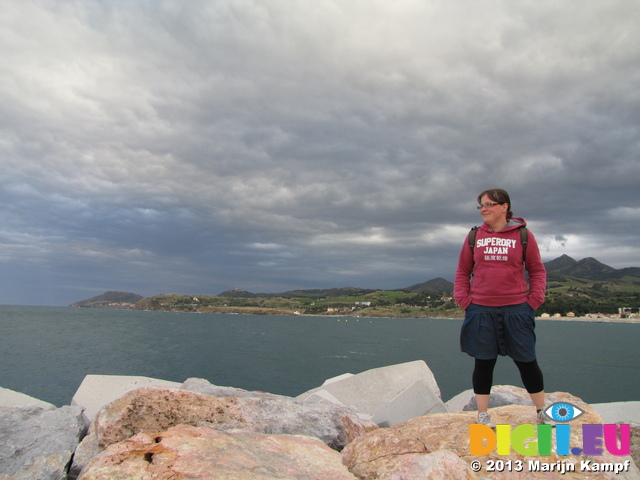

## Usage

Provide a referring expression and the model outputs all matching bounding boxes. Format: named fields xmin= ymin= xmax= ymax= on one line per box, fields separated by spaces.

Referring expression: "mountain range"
xmin=71 ymin=255 xmax=640 ymax=305
xmin=543 ymin=254 xmax=640 ymax=281
xmin=215 ymin=255 xmax=640 ymax=297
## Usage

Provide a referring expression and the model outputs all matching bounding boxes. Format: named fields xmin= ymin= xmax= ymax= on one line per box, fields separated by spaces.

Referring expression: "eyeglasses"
xmin=477 ymin=202 xmax=503 ymax=210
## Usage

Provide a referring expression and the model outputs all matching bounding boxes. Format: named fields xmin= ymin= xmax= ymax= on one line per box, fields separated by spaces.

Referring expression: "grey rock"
xmin=179 ymin=378 xmax=378 ymax=449
xmin=446 ymin=385 xmax=535 ymax=411
xmin=68 ymin=432 xmax=100 ymax=480
xmin=0 ymin=405 xmax=86 ymax=480
xmin=181 ymin=377 xmax=285 ymax=399
xmin=446 ymin=385 xmax=610 ymax=415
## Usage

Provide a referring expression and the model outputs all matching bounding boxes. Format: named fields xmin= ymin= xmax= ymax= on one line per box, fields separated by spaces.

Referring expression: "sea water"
xmin=0 ymin=305 xmax=638 ymax=407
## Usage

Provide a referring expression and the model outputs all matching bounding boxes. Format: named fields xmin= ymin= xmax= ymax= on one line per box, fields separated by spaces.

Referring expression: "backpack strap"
xmin=468 ymin=226 xmax=479 ymax=251
xmin=520 ymin=226 xmax=528 ymax=258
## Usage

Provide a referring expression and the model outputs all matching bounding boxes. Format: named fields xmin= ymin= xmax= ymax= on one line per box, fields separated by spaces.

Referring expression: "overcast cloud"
xmin=1 ymin=0 xmax=639 ymax=306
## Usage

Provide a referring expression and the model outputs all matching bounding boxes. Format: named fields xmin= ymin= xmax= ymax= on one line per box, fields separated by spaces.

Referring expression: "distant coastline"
xmin=70 ymin=291 xmax=640 ymax=323
xmin=131 ymin=304 xmax=640 ymax=323
xmin=69 ymin=301 xmax=640 ymax=323
xmin=536 ymin=315 xmax=640 ymax=324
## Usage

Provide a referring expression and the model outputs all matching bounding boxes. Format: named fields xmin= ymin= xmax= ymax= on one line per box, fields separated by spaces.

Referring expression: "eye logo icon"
xmin=544 ymin=402 xmax=584 ymax=422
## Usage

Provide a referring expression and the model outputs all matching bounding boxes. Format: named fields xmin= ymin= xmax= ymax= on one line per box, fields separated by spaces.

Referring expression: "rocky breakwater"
xmin=0 ymin=360 xmax=638 ymax=479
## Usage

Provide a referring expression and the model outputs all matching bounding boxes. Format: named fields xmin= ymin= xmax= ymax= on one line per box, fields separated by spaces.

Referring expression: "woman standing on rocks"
xmin=454 ymin=188 xmax=548 ymax=427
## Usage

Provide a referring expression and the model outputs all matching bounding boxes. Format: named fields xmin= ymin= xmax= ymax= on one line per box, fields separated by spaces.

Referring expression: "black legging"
xmin=473 ymin=358 xmax=544 ymax=395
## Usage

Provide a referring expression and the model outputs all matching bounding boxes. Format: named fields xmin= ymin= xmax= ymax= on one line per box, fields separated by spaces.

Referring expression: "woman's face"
xmin=479 ymin=194 xmax=508 ymax=227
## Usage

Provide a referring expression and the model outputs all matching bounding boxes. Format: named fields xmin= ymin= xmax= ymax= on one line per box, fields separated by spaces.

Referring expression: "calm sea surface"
xmin=0 ymin=305 xmax=638 ymax=407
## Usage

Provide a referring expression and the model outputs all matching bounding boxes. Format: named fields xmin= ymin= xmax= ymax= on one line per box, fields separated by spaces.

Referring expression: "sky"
xmin=1 ymin=0 xmax=639 ymax=306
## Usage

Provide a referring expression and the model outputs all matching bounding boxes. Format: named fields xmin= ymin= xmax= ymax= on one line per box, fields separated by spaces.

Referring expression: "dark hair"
xmin=478 ymin=188 xmax=513 ymax=218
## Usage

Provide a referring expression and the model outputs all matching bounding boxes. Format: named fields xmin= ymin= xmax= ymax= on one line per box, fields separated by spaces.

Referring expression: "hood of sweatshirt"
xmin=479 ymin=217 xmax=527 ymax=233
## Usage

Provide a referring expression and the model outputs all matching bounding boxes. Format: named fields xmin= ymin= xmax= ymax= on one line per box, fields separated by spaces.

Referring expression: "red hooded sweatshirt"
xmin=453 ymin=218 xmax=546 ymax=311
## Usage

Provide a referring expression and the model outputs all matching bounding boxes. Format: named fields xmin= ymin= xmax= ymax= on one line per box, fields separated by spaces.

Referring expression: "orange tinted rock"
xmin=343 ymin=394 xmax=639 ymax=480
xmin=79 ymin=424 xmax=357 ymax=480
xmin=92 ymin=386 xmax=376 ymax=450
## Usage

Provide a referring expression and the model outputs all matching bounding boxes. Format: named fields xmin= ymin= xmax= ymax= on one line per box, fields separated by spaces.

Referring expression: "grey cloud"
xmin=554 ymin=235 xmax=568 ymax=248
xmin=1 ymin=0 xmax=639 ymax=305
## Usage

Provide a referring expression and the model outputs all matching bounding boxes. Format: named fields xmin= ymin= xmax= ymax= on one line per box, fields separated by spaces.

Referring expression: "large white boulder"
xmin=0 ymin=386 xmax=55 ymax=409
xmin=592 ymin=401 xmax=640 ymax=424
xmin=297 ymin=360 xmax=447 ymax=426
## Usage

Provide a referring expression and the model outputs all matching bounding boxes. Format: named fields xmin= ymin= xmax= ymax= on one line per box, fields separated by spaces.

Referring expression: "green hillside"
xmin=135 ymin=289 xmax=461 ymax=318
xmin=542 ymin=255 xmax=640 ymax=316
xmin=70 ymin=291 xmax=143 ymax=308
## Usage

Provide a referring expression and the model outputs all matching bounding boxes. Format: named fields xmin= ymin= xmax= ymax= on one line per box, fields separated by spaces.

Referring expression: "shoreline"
xmin=138 ymin=306 xmax=640 ymax=323
xmin=536 ymin=315 xmax=640 ymax=324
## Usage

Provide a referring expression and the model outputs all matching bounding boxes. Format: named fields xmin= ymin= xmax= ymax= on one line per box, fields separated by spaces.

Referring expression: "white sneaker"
xmin=537 ymin=408 xmax=556 ymax=426
xmin=477 ymin=411 xmax=495 ymax=428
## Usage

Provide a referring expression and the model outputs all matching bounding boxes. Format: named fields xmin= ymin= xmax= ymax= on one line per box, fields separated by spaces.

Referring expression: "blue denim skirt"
xmin=460 ymin=303 xmax=537 ymax=362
